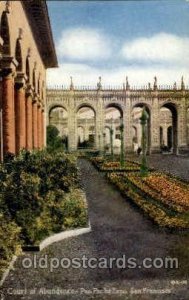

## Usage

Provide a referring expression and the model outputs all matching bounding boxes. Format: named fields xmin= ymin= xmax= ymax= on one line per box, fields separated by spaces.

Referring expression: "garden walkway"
xmin=1 ymin=158 xmax=188 ymax=300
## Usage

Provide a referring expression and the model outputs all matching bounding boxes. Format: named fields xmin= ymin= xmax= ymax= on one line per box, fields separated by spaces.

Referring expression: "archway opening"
xmin=26 ymin=57 xmax=30 ymax=84
xmin=131 ymin=104 xmax=151 ymax=154
xmin=104 ymin=106 xmax=122 ymax=154
xmin=160 ymin=104 xmax=178 ymax=153
xmin=77 ymin=106 xmax=95 ymax=149
xmin=49 ymin=106 xmax=68 ymax=150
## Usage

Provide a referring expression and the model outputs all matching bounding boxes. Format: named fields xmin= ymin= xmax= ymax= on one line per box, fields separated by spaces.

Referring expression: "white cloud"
xmin=48 ymin=32 xmax=189 ymax=87
xmin=47 ymin=63 xmax=189 ymax=88
xmin=57 ymin=27 xmax=112 ymax=60
xmin=121 ymin=33 xmax=189 ymax=65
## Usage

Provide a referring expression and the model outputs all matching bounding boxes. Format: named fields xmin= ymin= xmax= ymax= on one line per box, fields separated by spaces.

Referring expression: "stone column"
xmin=178 ymin=94 xmax=188 ymax=151
xmin=25 ymin=86 xmax=33 ymax=150
xmin=15 ymin=74 xmax=27 ymax=154
xmin=68 ymin=90 xmax=77 ymax=151
xmin=151 ymin=93 xmax=160 ymax=153
xmin=124 ymin=91 xmax=133 ymax=153
xmin=96 ymin=91 xmax=104 ymax=151
xmin=2 ymin=70 xmax=16 ymax=154
xmin=37 ymin=104 xmax=42 ymax=149
xmin=1 ymin=58 xmax=18 ymax=155
xmin=32 ymin=98 xmax=38 ymax=149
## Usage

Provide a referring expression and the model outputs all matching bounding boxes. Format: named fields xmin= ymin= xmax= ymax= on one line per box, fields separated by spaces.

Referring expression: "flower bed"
xmin=108 ymin=172 xmax=189 ymax=229
xmin=127 ymin=172 xmax=189 ymax=213
xmin=90 ymin=157 xmax=140 ymax=172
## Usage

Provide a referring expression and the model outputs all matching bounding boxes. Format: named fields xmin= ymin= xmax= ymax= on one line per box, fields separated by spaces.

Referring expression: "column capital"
xmin=15 ymin=72 xmax=27 ymax=90
xmin=37 ymin=102 xmax=42 ymax=109
xmin=32 ymin=92 xmax=38 ymax=104
xmin=0 ymin=56 xmax=18 ymax=77
xmin=25 ymin=84 xmax=34 ymax=97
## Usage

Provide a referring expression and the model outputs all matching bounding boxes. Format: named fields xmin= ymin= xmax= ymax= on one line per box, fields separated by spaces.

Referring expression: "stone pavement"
xmin=1 ymin=158 xmax=189 ymax=300
xmin=128 ymin=153 xmax=189 ymax=182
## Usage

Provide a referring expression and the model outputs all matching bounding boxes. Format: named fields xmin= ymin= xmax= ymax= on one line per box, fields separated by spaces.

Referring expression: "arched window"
xmin=15 ymin=39 xmax=23 ymax=71
xmin=0 ymin=11 xmax=11 ymax=55
xmin=26 ymin=56 xmax=30 ymax=83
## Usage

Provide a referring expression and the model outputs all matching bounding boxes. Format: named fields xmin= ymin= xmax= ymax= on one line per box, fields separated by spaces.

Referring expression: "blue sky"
xmin=47 ymin=0 xmax=189 ymax=87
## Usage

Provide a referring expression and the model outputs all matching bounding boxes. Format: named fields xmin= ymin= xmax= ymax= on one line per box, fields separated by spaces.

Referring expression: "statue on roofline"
xmin=97 ymin=76 xmax=102 ymax=90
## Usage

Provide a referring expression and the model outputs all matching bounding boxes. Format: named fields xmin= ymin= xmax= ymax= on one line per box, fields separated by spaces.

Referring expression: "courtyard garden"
xmin=89 ymin=152 xmax=189 ymax=230
xmin=0 ymin=150 xmax=88 ymax=278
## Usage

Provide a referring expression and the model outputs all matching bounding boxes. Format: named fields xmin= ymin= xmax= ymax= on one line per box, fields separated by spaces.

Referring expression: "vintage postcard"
xmin=0 ymin=0 xmax=189 ymax=299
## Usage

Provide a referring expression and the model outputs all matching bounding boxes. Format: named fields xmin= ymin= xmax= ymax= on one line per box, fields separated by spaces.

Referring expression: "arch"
xmin=76 ymin=103 xmax=96 ymax=116
xmin=49 ymin=104 xmax=68 ymax=116
xmin=49 ymin=106 xmax=68 ymax=122
xmin=77 ymin=105 xmax=96 ymax=149
xmin=105 ymin=103 xmax=123 ymax=117
xmin=49 ymin=106 xmax=69 ymax=149
xmin=132 ymin=102 xmax=152 ymax=112
xmin=15 ymin=39 xmax=23 ymax=71
xmin=0 ymin=11 xmax=11 ymax=55
xmin=161 ymin=100 xmax=178 ymax=110
xmin=160 ymin=102 xmax=178 ymax=154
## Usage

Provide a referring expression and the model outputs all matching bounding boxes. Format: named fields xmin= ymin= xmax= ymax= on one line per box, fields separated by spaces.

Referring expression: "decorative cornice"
xmin=22 ymin=0 xmax=58 ymax=68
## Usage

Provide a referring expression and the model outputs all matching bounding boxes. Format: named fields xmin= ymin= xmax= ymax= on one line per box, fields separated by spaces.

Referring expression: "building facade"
xmin=47 ymin=77 xmax=189 ymax=154
xmin=0 ymin=0 xmax=57 ymax=159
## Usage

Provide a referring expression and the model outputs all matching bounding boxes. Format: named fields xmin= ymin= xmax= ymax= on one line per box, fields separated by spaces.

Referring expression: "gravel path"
xmin=1 ymin=158 xmax=189 ymax=300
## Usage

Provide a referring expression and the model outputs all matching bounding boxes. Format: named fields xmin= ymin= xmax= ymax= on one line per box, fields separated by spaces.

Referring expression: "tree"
xmin=47 ymin=125 xmax=63 ymax=150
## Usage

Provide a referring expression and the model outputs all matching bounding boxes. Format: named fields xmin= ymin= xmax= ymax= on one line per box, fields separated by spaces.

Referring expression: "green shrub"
xmin=0 ymin=150 xmax=87 ymax=246
xmin=62 ymin=189 xmax=88 ymax=229
xmin=0 ymin=212 xmax=21 ymax=278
